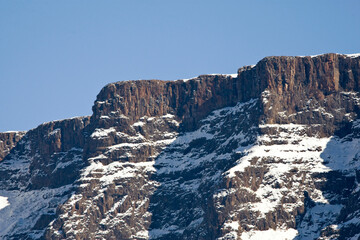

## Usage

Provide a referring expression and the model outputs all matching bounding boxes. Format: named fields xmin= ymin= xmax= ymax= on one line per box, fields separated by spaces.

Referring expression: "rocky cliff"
xmin=0 ymin=53 xmax=360 ymax=240
xmin=0 ymin=131 xmax=26 ymax=161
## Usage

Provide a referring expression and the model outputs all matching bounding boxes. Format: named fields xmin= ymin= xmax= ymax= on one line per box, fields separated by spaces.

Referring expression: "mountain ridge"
xmin=1 ymin=53 xmax=360 ymax=239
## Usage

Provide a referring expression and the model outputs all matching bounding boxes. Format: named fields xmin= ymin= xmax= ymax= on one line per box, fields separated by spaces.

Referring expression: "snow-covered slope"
xmin=218 ymin=122 xmax=360 ymax=240
xmin=0 ymin=117 xmax=89 ymax=239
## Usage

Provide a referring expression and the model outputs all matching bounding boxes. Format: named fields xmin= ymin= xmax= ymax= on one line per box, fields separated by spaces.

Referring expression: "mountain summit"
xmin=1 ymin=53 xmax=360 ymax=240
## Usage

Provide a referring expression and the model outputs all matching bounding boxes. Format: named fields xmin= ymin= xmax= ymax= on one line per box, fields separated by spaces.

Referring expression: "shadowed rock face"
xmin=1 ymin=53 xmax=360 ymax=240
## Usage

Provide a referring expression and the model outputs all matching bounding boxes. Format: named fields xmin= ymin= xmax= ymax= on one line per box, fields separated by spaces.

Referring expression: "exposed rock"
xmin=92 ymin=74 xmax=242 ymax=132
xmin=0 ymin=131 xmax=26 ymax=161
xmin=1 ymin=53 xmax=360 ymax=240
xmin=93 ymin=53 xmax=360 ymax=134
xmin=0 ymin=116 xmax=90 ymax=239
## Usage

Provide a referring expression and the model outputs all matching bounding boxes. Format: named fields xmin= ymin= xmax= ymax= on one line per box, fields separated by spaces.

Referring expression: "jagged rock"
xmin=0 ymin=131 xmax=26 ymax=161
xmin=0 ymin=116 xmax=90 ymax=239
xmin=1 ymin=53 xmax=360 ymax=240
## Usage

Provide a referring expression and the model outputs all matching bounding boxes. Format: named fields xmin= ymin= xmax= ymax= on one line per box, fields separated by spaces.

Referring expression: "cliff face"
xmin=0 ymin=131 xmax=26 ymax=161
xmin=0 ymin=117 xmax=90 ymax=239
xmin=256 ymin=54 xmax=360 ymax=135
xmin=92 ymin=74 xmax=241 ymax=132
xmin=92 ymin=53 xmax=360 ymax=132
xmin=1 ymin=53 xmax=360 ymax=240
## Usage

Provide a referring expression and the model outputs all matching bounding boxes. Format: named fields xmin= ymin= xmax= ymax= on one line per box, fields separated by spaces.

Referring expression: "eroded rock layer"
xmin=1 ymin=53 xmax=360 ymax=240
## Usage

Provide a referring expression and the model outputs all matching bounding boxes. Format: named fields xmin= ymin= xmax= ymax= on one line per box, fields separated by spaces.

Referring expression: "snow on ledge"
xmin=176 ymin=73 xmax=237 ymax=82
xmin=160 ymin=114 xmax=175 ymax=118
xmin=179 ymin=77 xmax=197 ymax=82
xmin=90 ymin=127 xmax=116 ymax=139
xmin=226 ymin=73 xmax=238 ymax=78
xmin=240 ymin=228 xmax=298 ymax=240
xmin=206 ymin=73 xmax=237 ymax=77
xmin=297 ymin=53 xmax=360 ymax=59
xmin=345 ymin=53 xmax=360 ymax=58
xmin=0 ymin=196 xmax=9 ymax=210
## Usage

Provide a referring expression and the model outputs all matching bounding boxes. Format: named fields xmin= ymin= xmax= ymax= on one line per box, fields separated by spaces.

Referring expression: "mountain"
xmin=1 ymin=53 xmax=360 ymax=240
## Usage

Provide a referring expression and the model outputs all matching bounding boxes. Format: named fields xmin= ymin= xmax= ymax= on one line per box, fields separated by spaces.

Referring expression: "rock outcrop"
xmin=0 ymin=131 xmax=26 ymax=161
xmin=1 ymin=53 xmax=360 ymax=240
xmin=0 ymin=117 xmax=90 ymax=239
xmin=93 ymin=53 xmax=360 ymax=132
xmin=92 ymin=74 xmax=241 ymax=132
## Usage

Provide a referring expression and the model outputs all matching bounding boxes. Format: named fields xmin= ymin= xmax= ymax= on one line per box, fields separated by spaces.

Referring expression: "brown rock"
xmin=0 ymin=131 xmax=26 ymax=161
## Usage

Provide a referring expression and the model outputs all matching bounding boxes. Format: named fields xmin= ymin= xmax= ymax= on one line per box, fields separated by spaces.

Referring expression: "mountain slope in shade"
xmin=0 ymin=53 xmax=360 ymax=239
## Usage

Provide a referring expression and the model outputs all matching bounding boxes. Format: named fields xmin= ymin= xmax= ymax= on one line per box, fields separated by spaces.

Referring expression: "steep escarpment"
xmin=0 ymin=116 xmax=90 ymax=239
xmin=256 ymin=54 xmax=360 ymax=136
xmin=1 ymin=53 xmax=360 ymax=240
xmin=0 ymin=131 xmax=26 ymax=161
xmin=212 ymin=54 xmax=360 ymax=239
xmin=92 ymin=74 xmax=241 ymax=132
xmin=92 ymin=53 xmax=360 ymax=134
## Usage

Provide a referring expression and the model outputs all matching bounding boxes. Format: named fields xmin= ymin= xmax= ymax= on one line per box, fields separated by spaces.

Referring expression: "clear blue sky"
xmin=1 ymin=1 xmax=359 ymax=132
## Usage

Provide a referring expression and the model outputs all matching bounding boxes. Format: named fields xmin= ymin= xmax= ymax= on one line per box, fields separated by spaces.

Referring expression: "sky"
xmin=0 ymin=0 xmax=359 ymax=132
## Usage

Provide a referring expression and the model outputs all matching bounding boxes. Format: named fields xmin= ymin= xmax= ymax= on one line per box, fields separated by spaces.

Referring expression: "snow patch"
xmin=90 ymin=127 xmax=116 ymax=139
xmin=227 ymin=124 xmax=332 ymax=178
xmin=0 ymin=185 xmax=73 ymax=238
xmin=133 ymin=121 xmax=145 ymax=127
xmin=161 ymin=114 xmax=175 ymax=119
xmin=321 ymin=136 xmax=360 ymax=172
xmin=345 ymin=53 xmax=360 ymax=58
xmin=240 ymin=228 xmax=298 ymax=240
xmin=48 ymin=128 xmax=61 ymax=136
xmin=0 ymin=196 xmax=9 ymax=210
xmin=224 ymin=220 xmax=239 ymax=231
xmin=261 ymin=90 xmax=271 ymax=104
